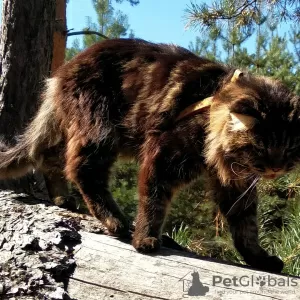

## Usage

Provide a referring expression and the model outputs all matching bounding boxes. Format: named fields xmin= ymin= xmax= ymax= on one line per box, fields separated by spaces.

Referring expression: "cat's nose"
xmin=272 ymin=168 xmax=282 ymax=173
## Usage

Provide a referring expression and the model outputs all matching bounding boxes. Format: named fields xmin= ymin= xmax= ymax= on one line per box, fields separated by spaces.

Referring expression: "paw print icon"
xmin=256 ymin=276 xmax=266 ymax=286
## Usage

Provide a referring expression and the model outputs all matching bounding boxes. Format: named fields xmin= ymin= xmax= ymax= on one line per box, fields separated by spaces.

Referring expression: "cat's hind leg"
xmin=40 ymin=144 xmax=78 ymax=211
xmin=64 ymin=139 xmax=129 ymax=236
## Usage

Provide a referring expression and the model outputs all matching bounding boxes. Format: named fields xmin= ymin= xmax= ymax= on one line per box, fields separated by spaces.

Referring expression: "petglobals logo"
xmin=212 ymin=275 xmax=298 ymax=288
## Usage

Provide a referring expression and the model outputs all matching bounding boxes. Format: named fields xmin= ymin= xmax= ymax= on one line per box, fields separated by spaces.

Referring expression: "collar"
xmin=175 ymin=96 xmax=213 ymax=122
xmin=175 ymin=69 xmax=243 ymax=123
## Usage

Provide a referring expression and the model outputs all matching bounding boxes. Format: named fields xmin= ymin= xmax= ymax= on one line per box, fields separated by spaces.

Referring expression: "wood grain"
xmin=1 ymin=191 xmax=299 ymax=299
xmin=68 ymin=232 xmax=300 ymax=299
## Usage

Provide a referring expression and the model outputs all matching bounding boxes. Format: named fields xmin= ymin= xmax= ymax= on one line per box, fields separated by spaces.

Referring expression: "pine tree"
xmin=65 ymin=39 xmax=81 ymax=61
xmin=261 ymin=35 xmax=299 ymax=90
xmin=188 ymin=25 xmax=221 ymax=61
xmin=83 ymin=0 xmax=130 ymax=47
xmin=66 ymin=0 xmax=132 ymax=60
xmin=185 ymin=0 xmax=300 ymax=30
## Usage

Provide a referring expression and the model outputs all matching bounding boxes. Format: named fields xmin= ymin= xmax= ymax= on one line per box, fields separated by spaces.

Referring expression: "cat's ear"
xmin=231 ymin=69 xmax=244 ymax=83
xmin=229 ymin=112 xmax=256 ymax=131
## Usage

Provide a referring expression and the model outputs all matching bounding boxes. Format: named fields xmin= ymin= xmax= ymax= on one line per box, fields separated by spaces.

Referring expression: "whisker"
xmin=231 ymin=162 xmax=247 ymax=168
xmin=236 ymin=176 xmax=260 ymax=201
xmin=244 ymin=177 xmax=260 ymax=210
xmin=230 ymin=173 xmax=254 ymax=181
xmin=225 ymin=176 xmax=260 ymax=216
xmin=230 ymin=162 xmax=251 ymax=179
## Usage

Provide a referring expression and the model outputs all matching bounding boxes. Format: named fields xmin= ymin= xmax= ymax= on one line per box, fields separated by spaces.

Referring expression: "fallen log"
xmin=0 ymin=191 xmax=299 ymax=299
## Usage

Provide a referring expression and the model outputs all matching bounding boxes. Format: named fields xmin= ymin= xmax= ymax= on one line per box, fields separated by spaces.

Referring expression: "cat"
xmin=1 ymin=38 xmax=299 ymax=273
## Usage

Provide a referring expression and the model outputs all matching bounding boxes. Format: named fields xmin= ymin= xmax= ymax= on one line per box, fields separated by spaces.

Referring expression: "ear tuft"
xmin=231 ymin=69 xmax=244 ymax=83
xmin=230 ymin=112 xmax=256 ymax=131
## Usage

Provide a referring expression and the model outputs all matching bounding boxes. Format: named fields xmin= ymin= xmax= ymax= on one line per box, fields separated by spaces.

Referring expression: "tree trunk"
xmin=0 ymin=0 xmax=56 ymax=194
xmin=52 ymin=0 xmax=67 ymax=72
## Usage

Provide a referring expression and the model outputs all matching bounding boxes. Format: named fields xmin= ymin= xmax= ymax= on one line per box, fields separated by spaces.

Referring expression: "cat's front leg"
xmin=210 ymin=176 xmax=284 ymax=273
xmin=132 ymin=136 xmax=174 ymax=253
xmin=227 ymin=202 xmax=284 ymax=273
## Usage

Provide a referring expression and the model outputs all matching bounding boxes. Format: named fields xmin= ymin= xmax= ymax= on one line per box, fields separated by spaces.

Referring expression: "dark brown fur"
xmin=1 ymin=38 xmax=300 ymax=273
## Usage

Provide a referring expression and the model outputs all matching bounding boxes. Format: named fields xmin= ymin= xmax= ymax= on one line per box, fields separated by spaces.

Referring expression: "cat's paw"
xmin=132 ymin=237 xmax=161 ymax=253
xmin=247 ymin=255 xmax=284 ymax=273
xmin=262 ymin=256 xmax=284 ymax=273
xmin=104 ymin=216 xmax=130 ymax=238
xmin=53 ymin=196 xmax=79 ymax=212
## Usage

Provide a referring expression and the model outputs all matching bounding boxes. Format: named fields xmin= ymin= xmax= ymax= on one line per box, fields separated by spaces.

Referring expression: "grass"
xmin=259 ymin=197 xmax=300 ymax=275
xmin=167 ymin=173 xmax=300 ymax=276
xmin=166 ymin=222 xmax=193 ymax=248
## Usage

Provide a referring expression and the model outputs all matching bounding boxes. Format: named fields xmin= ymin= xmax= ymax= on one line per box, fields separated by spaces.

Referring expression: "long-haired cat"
xmin=1 ymin=38 xmax=300 ymax=273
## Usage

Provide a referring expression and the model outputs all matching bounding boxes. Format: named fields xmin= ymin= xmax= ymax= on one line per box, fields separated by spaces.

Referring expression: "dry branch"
xmin=67 ymin=31 xmax=109 ymax=39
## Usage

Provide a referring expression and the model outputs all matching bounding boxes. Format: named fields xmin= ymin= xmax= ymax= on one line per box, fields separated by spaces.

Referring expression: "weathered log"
xmin=0 ymin=192 xmax=299 ymax=299
xmin=69 ymin=234 xmax=300 ymax=299
xmin=0 ymin=191 xmax=105 ymax=299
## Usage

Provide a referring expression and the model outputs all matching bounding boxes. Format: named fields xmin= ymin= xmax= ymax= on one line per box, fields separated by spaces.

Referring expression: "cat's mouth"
xmin=250 ymin=166 xmax=286 ymax=180
xmin=262 ymin=168 xmax=286 ymax=180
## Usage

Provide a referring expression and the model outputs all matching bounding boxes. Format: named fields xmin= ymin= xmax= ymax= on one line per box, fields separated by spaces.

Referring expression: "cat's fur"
xmin=1 ymin=38 xmax=300 ymax=273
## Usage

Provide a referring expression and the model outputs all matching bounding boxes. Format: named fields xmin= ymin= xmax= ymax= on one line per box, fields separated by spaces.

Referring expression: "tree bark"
xmin=0 ymin=0 xmax=56 ymax=194
xmin=52 ymin=0 xmax=67 ymax=72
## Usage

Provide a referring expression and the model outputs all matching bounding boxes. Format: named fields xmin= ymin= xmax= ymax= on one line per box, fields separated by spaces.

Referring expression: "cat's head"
xmin=205 ymin=70 xmax=300 ymax=185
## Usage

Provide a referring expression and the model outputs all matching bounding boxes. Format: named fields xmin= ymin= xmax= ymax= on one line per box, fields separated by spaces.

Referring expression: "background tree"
xmin=52 ymin=0 xmax=67 ymax=72
xmin=0 ymin=0 xmax=56 ymax=194
xmin=115 ymin=0 xmax=139 ymax=5
xmin=185 ymin=0 xmax=300 ymax=29
xmin=66 ymin=0 xmax=133 ymax=60
xmin=188 ymin=25 xmax=221 ymax=60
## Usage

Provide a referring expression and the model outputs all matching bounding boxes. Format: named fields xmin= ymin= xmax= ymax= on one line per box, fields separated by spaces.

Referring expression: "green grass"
xmin=259 ymin=197 xmax=300 ymax=275
xmin=165 ymin=222 xmax=193 ymax=248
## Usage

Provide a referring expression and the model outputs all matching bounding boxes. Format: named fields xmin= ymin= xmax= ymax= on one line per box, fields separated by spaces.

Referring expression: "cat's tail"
xmin=0 ymin=77 xmax=63 ymax=179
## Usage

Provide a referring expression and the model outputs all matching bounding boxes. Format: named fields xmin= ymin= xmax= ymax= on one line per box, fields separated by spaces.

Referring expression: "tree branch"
xmin=185 ymin=0 xmax=300 ymax=30
xmin=67 ymin=30 xmax=109 ymax=40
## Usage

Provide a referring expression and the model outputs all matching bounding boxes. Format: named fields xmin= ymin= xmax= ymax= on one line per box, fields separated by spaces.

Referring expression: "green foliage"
xmin=188 ymin=25 xmax=221 ymax=60
xmin=188 ymin=1 xmax=300 ymax=95
xmin=66 ymin=0 xmax=133 ymax=60
xmin=114 ymin=0 xmax=139 ymax=5
xmin=166 ymin=222 xmax=193 ymax=248
xmin=110 ymin=161 xmax=138 ymax=220
xmin=67 ymin=0 xmax=139 ymax=6
xmin=65 ymin=38 xmax=81 ymax=61
xmin=258 ymin=190 xmax=300 ymax=275
xmin=185 ymin=0 xmax=300 ymax=30
xmin=84 ymin=0 xmax=129 ymax=45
